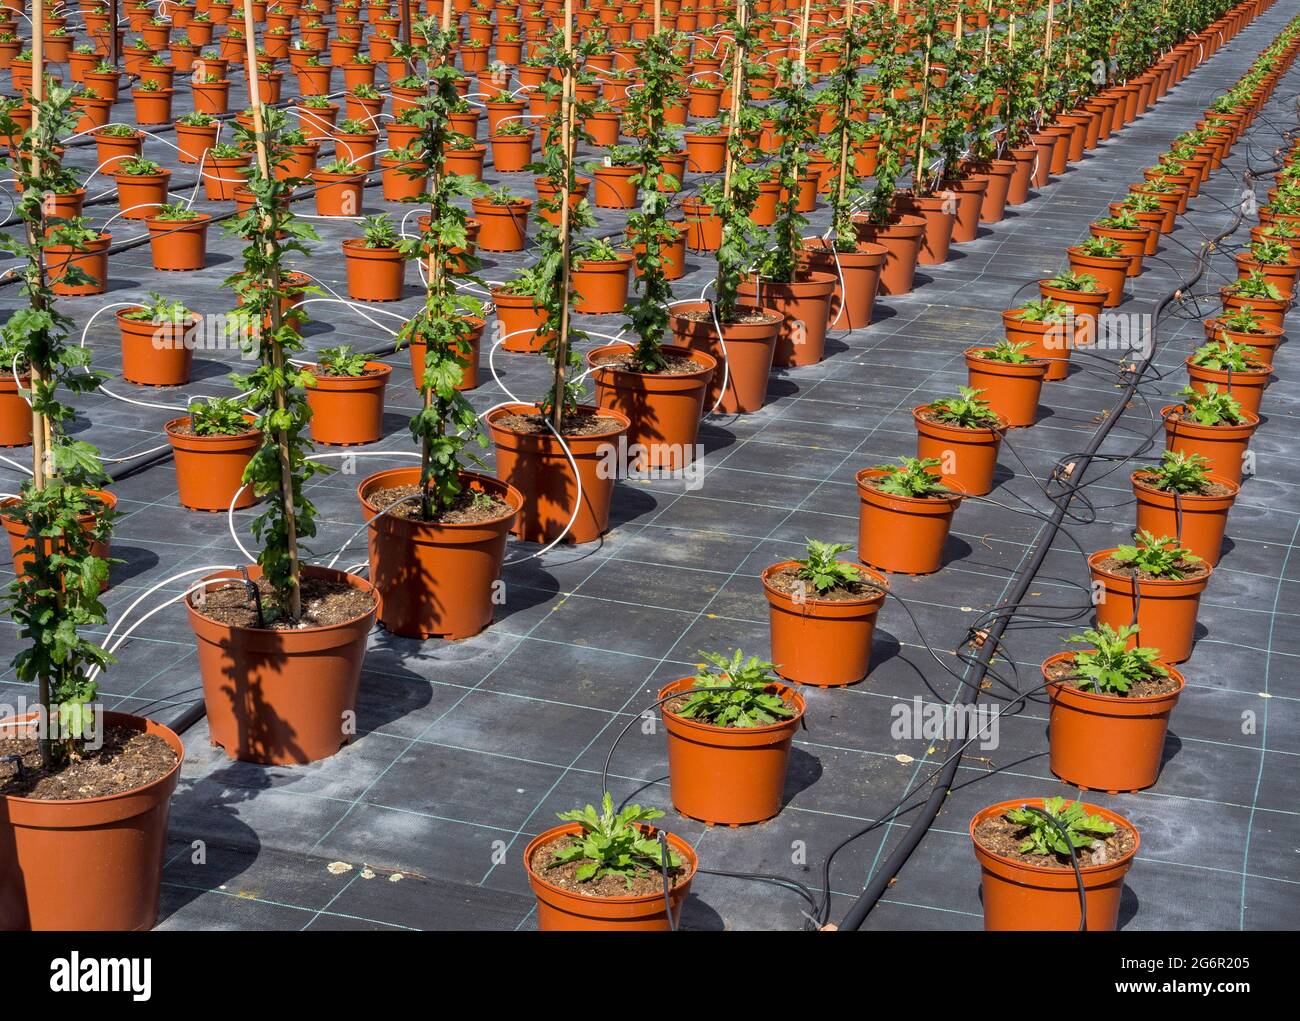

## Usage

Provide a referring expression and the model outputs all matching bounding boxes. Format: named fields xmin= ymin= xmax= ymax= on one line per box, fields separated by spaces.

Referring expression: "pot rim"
xmin=486 ymin=400 xmax=631 ymax=441
xmin=963 ymin=347 xmax=1050 ymax=373
xmin=1041 ymin=649 xmax=1187 ymax=706
xmin=855 ymin=466 xmax=966 ymax=504
xmin=1087 ymin=546 xmax=1213 ymax=588
xmin=185 ymin=563 xmax=379 ymax=637
xmin=913 ymin=403 xmax=1009 ymax=435
xmin=657 ymin=675 xmax=806 ymax=734
xmin=0 ymin=710 xmax=184 ymax=809
xmin=357 ymin=466 xmax=522 ymax=531
xmin=969 ymin=797 xmax=1141 ymax=875
xmin=586 ymin=341 xmax=717 ymax=379
xmin=165 ymin=414 xmax=260 ymax=442
xmin=523 ymin=821 xmax=699 ymax=904
xmin=1130 ymin=469 xmax=1239 ymax=500
xmin=760 ymin=558 xmax=888 ymax=609
xmin=1184 ymin=354 xmax=1272 ymax=377
xmin=1159 ymin=402 xmax=1261 ymax=431
xmin=1036 ymin=279 xmax=1112 ymax=301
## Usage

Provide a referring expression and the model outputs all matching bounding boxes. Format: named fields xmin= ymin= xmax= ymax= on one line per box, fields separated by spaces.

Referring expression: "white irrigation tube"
xmin=0 ymin=455 xmax=33 ymax=476
xmin=226 ymin=484 xmax=256 ymax=563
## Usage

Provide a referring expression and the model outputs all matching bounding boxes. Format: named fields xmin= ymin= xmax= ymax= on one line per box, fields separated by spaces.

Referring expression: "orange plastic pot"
xmin=202 ymin=154 xmax=250 ymax=201
xmin=342 ymin=238 xmax=407 ymax=301
xmin=1202 ymin=316 xmax=1283 ymax=360
xmin=799 ymin=240 xmax=886 ymax=331
xmin=471 ymin=198 xmax=531 ymax=251
xmin=493 ymin=290 xmax=551 ymax=353
xmin=1088 ymin=548 xmax=1210 ymax=664
xmin=1089 ymin=224 xmax=1149 ymax=277
xmin=490 ymin=132 xmax=533 ymax=172
xmin=658 ymin=675 xmax=805 ymax=825
xmin=185 ymin=565 xmax=379 ymax=765
xmin=117 ymin=309 xmax=196 ymax=386
xmin=114 ymin=170 xmax=170 ymax=219
xmin=2 ymin=489 xmax=116 ymax=582
xmin=914 ymin=405 xmax=1006 ymax=497
xmin=1044 ymin=652 xmax=1185 ymax=793
xmin=1006 ymin=147 xmax=1038 ymax=205
xmin=964 ymin=349 xmax=1048 ymax=427
xmin=762 ymin=560 xmax=888 ymax=687
xmin=896 ymin=192 xmax=955 ymax=265
xmin=587 ymin=343 xmax=715 ymax=471
xmin=408 ymin=317 xmax=483 ymax=392
xmin=45 ymin=235 xmax=111 ymax=296
xmin=684 ymin=131 xmax=726 ymax=173
xmin=571 ymin=255 xmax=633 ymax=314
xmin=174 ymin=121 xmax=217 ymax=164
xmin=305 ymin=362 xmax=391 ymax=445
xmin=737 ymin=271 xmax=835 ymax=368
xmin=592 ymin=165 xmax=639 ymax=208
xmin=358 ymin=467 xmax=520 ymax=639
xmin=854 ymin=214 xmax=925 ymax=295
xmin=1001 ymin=308 xmax=1073 ymax=382
xmin=1066 ymin=248 xmax=1127 ymax=308
xmin=970 ymin=159 xmax=1015 ymax=223
xmin=1218 ymin=288 xmax=1289 ymax=330
xmin=525 ymin=821 xmax=697 ymax=931
xmin=166 ymin=416 xmax=260 ymax=511
xmin=971 ymin=798 xmax=1138 ymax=931
xmin=1236 ymin=254 xmax=1300 ymax=298
xmin=945 ymin=176 xmax=988 ymax=243
xmin=1038 ymin=280 xmax=1110 ymax=347
xmin=1185 ymin=357 xmax=1270 ymax=416
xmin=0 ymin=712 xmax=182 ymax=931
xmin=670 ymin=301 xmax=779 ymax=414
xmin=311 ymin=169 xmax=366 ymax=216
xmin=856 ymin=467 xmax=964 ymax=575
xmin=95 ymin=128 xmax=143 ymax=172
xmin=145 ymin=212 xmax=210 ymax=271
xmin=1132 ymin=470 xmax=1237 ymax=567
xmin=681 ymin=197 xmax=722 ymax=252
xmin=487 ymin=402 xmax=630 ymax=545
xmin=1162 ymin=403 xmax=1259 ymax=486
xmin=0 ymin=374 xmax=32 ymax=447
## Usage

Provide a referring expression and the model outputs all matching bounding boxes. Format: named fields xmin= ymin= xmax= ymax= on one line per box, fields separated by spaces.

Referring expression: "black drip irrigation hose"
xmin=833 ymin=171 xmax=1253 ymax=932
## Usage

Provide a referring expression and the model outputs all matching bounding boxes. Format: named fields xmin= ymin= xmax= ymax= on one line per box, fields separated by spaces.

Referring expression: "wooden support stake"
xmin=549 ymin=0 xmax=577 ymax=433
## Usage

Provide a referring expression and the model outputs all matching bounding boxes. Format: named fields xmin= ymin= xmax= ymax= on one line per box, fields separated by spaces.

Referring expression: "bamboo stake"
xmin=983 ymin=0 xmax=992 ymax=64
xmin=722 ymin=0 xmax=747 ymax=201
xmin=834 ymin=0 xmax=855 ymax=214
xmin=243 ymin=5 xmax=302 ymax=620
xmin=30 ymin=0 xmax=46 ymax=492
xmin=399 ymin=0 xmax=414 ymax=71
xmin=798 ymin=0 xmax=812 ymax=67
xmin=654 ymin=0 xmax=662 ymax=36
xmin=549 ymin=0 xmax=576 ymax=433
xmin=913 ymin=32 xmax=931 ymax=193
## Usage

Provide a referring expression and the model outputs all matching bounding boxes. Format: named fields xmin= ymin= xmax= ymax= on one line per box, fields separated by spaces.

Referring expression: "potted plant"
xmin=311 ymin=156 xmax=366 ymax=216
xmin=470 ymin=183 xmax=532 ymax=251
xmin=183 ymin=99 xmax=378 ymax=766
xmin=524 ymin=792 xmax=696 ymax=930
xmin=971 ymin=797 xmax=1138 ymax=931
xmin=1219 ymin=270 xmax=1289 ymax=330
xmin=43 ymin=218 xmax=111 ymax=297
xmin=1186 ymin=338 xmax=1270 ymax=416
xmin=1203 ymin=303 xmax=1283 ymax=362
xmin=0 ymin=83 xmax=181 ymax=931
xmin=964 ymin=339 xmax=1048 ymax=428
xmin=359 ymin=20 xmax=521 ymax=642
xmin=1037 ymin=269 xmax=1109 ymax=352
xmin=1001 ymin=296 xmax=1074 ymax=381
xmin=1089 ymin=530 xmax=1210 ymax=665
xmin=299 ymin=344 xmax=390 ymax=447
xmin=856 ymin=456 xmax=964 ymax=575
xmin=145 ymin=201 xmax=211 ymax=271
xmin=203 ymin=141 xmax=251 ymax=201
xmin=1162 ymin=384 xmax=1259 ymax=486
xmin=1132 ymin=451 xmax=1237 ymax=567
xmin=587 ymin=31 xmax=715 ymax=474
xmin=174 ymin=110 xmax=218 ymax=164
xmin=117 ymin=292 xmax=198 ymax=386
xmin=487 ymin=23 xmax=630 ymax=546
xmin=761 ymin=538 xmax=889 ymax=688
xmin=166 ymin=397 xmax=261 ymax=511
xmin=1236 ymin=237 xmax=1300 ymax=298
xmin=913 ymin=386 xmax=1006 ymax=497
xmin=112 ymin=156 xmax=171 ymax=219
xmin=342 ymin=213 xmax=407 ymax=301
xmin=658 ymin=650 xmax=803 ymax=825
xmin=1045 ymin=622 xmax=1185 ymax=793
xmin=1066 ymin=236 xmax=1129 ymax=308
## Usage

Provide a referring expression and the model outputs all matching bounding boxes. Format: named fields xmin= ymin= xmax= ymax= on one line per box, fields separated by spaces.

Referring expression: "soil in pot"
xmin=1132 ymin=470 xmax=1237 ymax=567
xmin=964 ymin=349 xmax=1048 ymax=427
xmin=1088 ymin=549 xmax=1211 ymax=664
xmin=0 ymin=712 xmax=182 ymax=931
xmin=166 ymin=417 xmax=260 ymax=512
xmin=185 ymin=566 xmax=379 ymax=765
xmin=305 ymin=362 xmax=391 ymax=446
xmin=855 ymin=469 xmax=964 ymax=575
xmin=762 ymin=561 xmax=888 ymax=687
xmin=914 ymin=405 xmax=1007 ymax=496
xmin=670 ymin=303 xmax=780 ymax=414
xmin=1044 ymin=652 xmax=1184 ymax=792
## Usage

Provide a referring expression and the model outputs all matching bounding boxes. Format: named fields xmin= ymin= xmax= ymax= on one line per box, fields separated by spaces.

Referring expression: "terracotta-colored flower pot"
xmin=1185 ymin=356 xmax=1270 ymax=416
xmin=1001 ymin=307 xmax=1074 ymax=381
xmin=487 ymin=402 xmax=631 ymax=545
xmin=737 ymin=271 xmax=836 ymax=368
xmin=592 ymin=165 xmax=639 ymax=208
xmin=94 ymin=129 xmax=143 ymax=172
xmin=587 ymin=343 xmax=715 ymax=471
xmin=185 ymin=565 xmax=379 ymax=765
xmin=305 ymin=362 xmax=391 ymax=445
xmin=670 ymin=301 xmax=780 ymax=414
xmin=1088 ymin=547 xmax=1210 ymax=665
xmin=0 ymin=374 xmax=32 ymax=447
xmin=1236 ymin=253 xmax=1300 ymax=298
xmin=1218 ymin=288 xmax=1289 ymax=330
xmin=408 ymin=316 xmax=483 ymax=393
xmin=761 ymin=560 xmax=889 ymax=687
xmin=45 ymin=235 xmax=111 ymax=296
xmin=113 ymin=170 xmax=170 ymax=219
xmin=493 ymin=289 xmax=551 ymax=353
xmin=855 ymin=467 xmax=964 ymax=575
xmin=571 ymin=255 xmax=634 ymax=314
xmin=145 ymin=213 xmax=210 ymax=271
xmin=945 ymin=176 xmax=988 ymax=243
xmin=684 ymin=130 xmax=727 ymax=173
xmin=204 ymin=154 xmax=251 ymax=201
xmin=1162 ymin=403 xmax=1260 ymax=486
xmin=311 ymin=168 xmax=366 ymax=216
xmin=971 ymin=798 xmax=1138 ymax=931
xmin=2 ymin=489 xmax=116 ymax=582
xmin=1089 ymin=224 xmax=1149 ymax=277
xmin=490 ymin=132 xmax=533 ymax=172
xmin=964 ymin=349 xmax=1048 ymax=427
xmin=970 ymin=159 xmax=1016 ymax=223
xmin=854 ymin=214 xmax=925 ymax=295
xmin=0 ymin=711 xmax=182 ymax=931
xmin=798 ymin=239 xmax=886 ymax=331
xmin=1066 ymin=248 xmax=1128 ymax=308
xmin=913 ymin=404 xmax=1007 ymax=497
xmin=524 ymin=821 xmax=697 ymax=931
xmin=1044 ymin=651 xmax=1185 ymax=793
xmin=1038 ymin=279 xmax=1110 ymax=347
xmin=896 ymin=191 xmax=956 ymax=265
xmin=658 ymin=675 xmax=805 ymax=825
xmin=358 ymin=467 xmax=520 ymax=639
xmin=1006 ymin=146 xmax=1038 ymax=205
xmin=1132 ymin=470 xmax=1237 ymax=567
xmin=117 ymin=309 xmax=196 ymax=386
xmin=471 ymin=198 xmax=531 ymax=251
xmin=342 ymin=238 xmax=407 ymax=302
xmin=681 ymin=196 xmax=722 ymax=252
xmin=166 ymin=416 xmax=260 ymax=511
